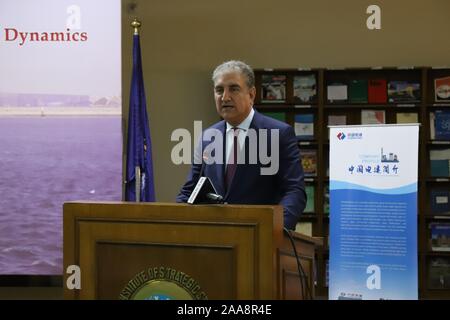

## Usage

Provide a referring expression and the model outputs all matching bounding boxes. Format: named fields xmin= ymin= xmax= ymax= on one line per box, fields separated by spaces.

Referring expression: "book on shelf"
xmin=430 ymin=189 xmax=450 ymax=214
xmin=300 ymin=149 xmax=317 ymax=177
xmin=428 ymin=257 xmax=450 ymax=289
xmin=435 ymin=110 xmax=450 ymax=140
xmin=261 ymin=111 xmax=286 ymax=122
xmin=304 ymin=185 xmax=315 ymax=213
xmin=396 ymin=112 xmax=418 ymax=124
xmin=430 ymin=112 xmax=436 ymax=140
xmin=435 ymin=76 xmax=450 ymax=103
xmin=430 ymin=222 xmax=450 ymax=252
xmin=324 ymin=185 xmax=330 ymax=215
xmin=361 ymin=109 xmax=386 ymax=124
xmin=325 ymin=259 xmax=329 ymax=287
xmin=349 ymin=79 xmax=368 ymax=103
xmin=327 ymin=83 xmax=348 ymax=103
xmin=293 ymin=74 xmax=316 ymax=103
xmin=430 ymin=159 xmax=450 ymax=177
xmin=368 ymin=79 xmax=387 ymax=104
xmin=295 ymin=222 xmax=313 ymax=237
xmin=387 ymin=81 xmax=421 ymax=103
xmin=261 ymin=74 xmax=286 ymax=103
xmin=294 ymin=113 xmax=314 ymax=140
xmin=430 ymin=149 xmax=450 ymax=177
xmin=327 ymin=115 xmax=347 ymax=139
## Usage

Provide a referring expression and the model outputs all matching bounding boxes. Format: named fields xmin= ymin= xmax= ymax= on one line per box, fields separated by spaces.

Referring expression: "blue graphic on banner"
xmin=329 ymin=181 xmax=417 ymax=300
xmin=331 ymin=181 xmax=417 ymax=195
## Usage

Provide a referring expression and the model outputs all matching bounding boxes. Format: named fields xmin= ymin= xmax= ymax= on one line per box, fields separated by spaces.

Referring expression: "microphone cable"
xmin=284 ymin=227 xmax=313 ymax=300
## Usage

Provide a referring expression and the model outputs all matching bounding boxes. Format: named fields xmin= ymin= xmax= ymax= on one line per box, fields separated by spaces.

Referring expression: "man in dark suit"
xmin=176 ymin=60 xmax=306 ymax=230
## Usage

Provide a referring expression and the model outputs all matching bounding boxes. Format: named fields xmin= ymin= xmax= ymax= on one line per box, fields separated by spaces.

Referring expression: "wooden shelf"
xmin=324 ymin=104 xmax=420 ymax=109
xmin=254 ymin=66 xmax=450 ymax=299
xmin=254 ymin=104 xmax=318 ymax=109
xmin=428 ymin=140 xmax=450 ymax=145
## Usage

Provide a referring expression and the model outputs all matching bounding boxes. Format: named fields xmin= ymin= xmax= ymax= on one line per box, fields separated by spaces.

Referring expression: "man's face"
xmin=214 ymin=71 xmax=256 ymax=126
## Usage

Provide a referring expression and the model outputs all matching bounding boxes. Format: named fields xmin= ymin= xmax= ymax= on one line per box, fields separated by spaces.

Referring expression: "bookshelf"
xmin=254 ymin=67 xmax=450 ymax=299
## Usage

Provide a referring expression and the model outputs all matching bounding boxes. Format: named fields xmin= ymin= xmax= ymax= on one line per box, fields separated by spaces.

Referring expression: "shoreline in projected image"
xmin=0 ymin=115 xmax=122 ymax=274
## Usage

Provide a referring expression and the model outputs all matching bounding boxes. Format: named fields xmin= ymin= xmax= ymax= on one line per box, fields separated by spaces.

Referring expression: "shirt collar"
xmin=226 ymin=107 xmax=255 ymax=132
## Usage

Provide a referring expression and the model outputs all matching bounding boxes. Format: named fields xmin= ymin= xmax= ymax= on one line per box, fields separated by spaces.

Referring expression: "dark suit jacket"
xmin=176 ymin=110 xmax=306 ymax=229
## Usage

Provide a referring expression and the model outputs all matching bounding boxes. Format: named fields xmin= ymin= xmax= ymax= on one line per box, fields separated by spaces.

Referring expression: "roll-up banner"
xmin=329 ymin=124 xmax=419 ymax=300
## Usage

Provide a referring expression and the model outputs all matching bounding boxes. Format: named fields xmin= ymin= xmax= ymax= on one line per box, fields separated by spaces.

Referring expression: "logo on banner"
xmin=337 ymin=132 xmax=346 ymax=140
xmin=337 ymin=132 xmax=362 ymax=140
xmin=347 ymin=132 xmax=363 ymax=140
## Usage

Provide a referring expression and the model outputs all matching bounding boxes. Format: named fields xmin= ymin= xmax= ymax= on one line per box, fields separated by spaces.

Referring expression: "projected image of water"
xmin=0 ymin=116 xmax=122 ymax=274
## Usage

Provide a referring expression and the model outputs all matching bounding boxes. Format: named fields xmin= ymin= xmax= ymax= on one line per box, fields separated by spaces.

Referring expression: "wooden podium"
xmin=63 ymin=202 xmax=321 ymax=300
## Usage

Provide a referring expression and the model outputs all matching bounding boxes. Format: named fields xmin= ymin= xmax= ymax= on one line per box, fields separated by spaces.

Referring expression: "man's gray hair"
xmin=212 ymin=60 xmax=255 ymax=88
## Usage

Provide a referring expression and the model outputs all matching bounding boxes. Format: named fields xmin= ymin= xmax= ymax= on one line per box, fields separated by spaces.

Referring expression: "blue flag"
xmin=125 ymin=32 xmax=155 ymax=202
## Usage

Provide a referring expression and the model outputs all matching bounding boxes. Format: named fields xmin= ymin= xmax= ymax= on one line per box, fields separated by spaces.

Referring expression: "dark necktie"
xmin=225 ymin=127 xmax=239 ymax=191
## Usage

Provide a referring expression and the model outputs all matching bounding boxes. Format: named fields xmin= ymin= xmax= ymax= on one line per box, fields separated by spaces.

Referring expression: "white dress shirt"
xmin=225 ymin=108 xmax=255 ymax=166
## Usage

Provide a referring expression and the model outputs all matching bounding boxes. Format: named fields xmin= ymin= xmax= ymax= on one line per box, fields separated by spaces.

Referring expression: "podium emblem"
xmin=119 ymin=266 xmax=208 ymax=300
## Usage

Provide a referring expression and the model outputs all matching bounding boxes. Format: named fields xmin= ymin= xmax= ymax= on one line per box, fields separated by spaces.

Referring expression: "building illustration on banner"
xmin=381 ymin=148 xmax=399 ymax=163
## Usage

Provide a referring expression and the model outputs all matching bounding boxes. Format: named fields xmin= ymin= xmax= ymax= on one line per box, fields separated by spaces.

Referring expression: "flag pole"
xmin=135 ymin=166 xmax=141 ymax=202
xmin=131 ymin=17 xmax=141 ymax=35
xmin=132 ymin=18 xmax=141 ymax=202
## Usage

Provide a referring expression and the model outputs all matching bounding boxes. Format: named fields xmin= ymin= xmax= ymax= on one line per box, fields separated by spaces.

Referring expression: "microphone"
xmin=198 ymin=157 xmax=206 ymax=181
xmin=187 ymin=177 xmax=224 ymax=204
xmin=206 ymin=192 xmax=223 ymax=203
xmin=188 ymin=142 xmax=224 ymax=204
xmin=197 ymin=145 xmax=208 ymax=180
